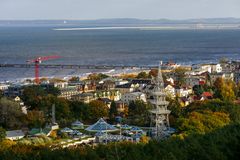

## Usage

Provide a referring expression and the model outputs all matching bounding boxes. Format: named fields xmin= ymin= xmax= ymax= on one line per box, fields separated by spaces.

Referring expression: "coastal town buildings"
xmin=121 ymin=92 xmax=147 ymax=104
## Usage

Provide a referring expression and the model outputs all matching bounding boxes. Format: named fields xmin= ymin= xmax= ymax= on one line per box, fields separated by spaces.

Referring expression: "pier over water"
xmin=0 ymin=64 xmax=159 ymax=70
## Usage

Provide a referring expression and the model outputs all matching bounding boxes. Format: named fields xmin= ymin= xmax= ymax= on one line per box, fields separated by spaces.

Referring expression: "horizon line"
xmin=1 ymin=17 xmax=240 ymax=21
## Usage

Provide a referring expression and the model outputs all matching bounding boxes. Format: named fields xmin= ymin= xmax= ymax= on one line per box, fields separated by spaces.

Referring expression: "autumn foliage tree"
xmin=177 ymin=110 xmax=230 ymax=135
xmin=88 ymin=100 xmax=109 ymax=122
xmin=136 ymin=72 xmax=148 ymax=79
xmin=213 ymin=78 xmax=236 ymax=101
xmin=26 ymin=110 xmax=45 ymax=128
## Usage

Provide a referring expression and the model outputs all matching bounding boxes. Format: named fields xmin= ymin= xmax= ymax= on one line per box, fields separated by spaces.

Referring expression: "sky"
xmin=0 ymin=0 xmax=240 ymax=20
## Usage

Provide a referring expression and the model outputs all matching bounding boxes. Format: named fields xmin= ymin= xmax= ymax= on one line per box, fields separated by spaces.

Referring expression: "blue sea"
xmin=0 ymin=26 xmax=240 ymax=81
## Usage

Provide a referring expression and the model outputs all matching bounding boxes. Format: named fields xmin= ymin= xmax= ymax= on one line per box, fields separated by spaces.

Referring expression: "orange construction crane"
xmin=27 ymin=55 xmax=60 ymax=84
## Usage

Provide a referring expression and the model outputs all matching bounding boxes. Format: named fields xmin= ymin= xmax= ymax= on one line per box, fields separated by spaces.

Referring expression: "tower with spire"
xmin=149 ymin=61 xmax=171 ymax=138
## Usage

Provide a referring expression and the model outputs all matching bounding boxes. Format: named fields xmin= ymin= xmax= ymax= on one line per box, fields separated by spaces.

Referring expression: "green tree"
xmin=0 ymin=127 xmax=6 ymax=141
xmin=193 ymin=85 xmax=204 ymax=96
xmin=69 ymin=101 xmax=90 ymax=121
xmin=39 ymin=96 xmax=72 ymax=125
xmin=128 ymin=100 xmax=151 ymax=126
xmin=109 ymin=101 xmax=118 ymax=120
xmin=174 ymin=67 xmax=187 ymax=86
xmin=45 ymin=86 xmax=61 ymax=96
xmin=136 ymin=72 xmax=148 ymax=79
xmin=21 ymin=85 xmax=46 ymax=109
xmin=167 ymin=97 xmax=182 ymax=127
xmin=22 ymin=85 xmax=60 ymax=109
xmin=0 ymin=98 xmax=25 ymax=129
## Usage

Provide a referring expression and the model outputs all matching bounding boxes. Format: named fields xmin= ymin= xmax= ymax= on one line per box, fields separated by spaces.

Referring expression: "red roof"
xmin=202 ymin=92 xmax=213 ymax=97
xmin=199 ymin=80 xmax=205 ymax=85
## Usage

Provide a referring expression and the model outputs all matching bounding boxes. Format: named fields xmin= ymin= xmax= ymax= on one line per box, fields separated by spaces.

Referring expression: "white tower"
xmin=149 ymin=61 xmax=171 ymax=138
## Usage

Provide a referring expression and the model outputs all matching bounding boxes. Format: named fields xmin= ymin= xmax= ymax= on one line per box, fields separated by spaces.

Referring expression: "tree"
xmin=219 ymin=57 xmax=229 ymax=64
xmin=26 ymin=110 xmax=45 ymax=128
xmin=45 ymin=86 xmax=60 ymax=96
xmin=0 ymin=98 xmax=25 ymax=129
xmin=167 ymin=97 xmax=182 ymax=127
xmin=177 ymin=110 xmax=230 ymax=135
xmin=109 ymin=101 xmax=118 ymax=120
xmin=213 ymin=77 xmax=224 ymax=99
xmin=174 ymin=67 xmax=187 ymax=86
xmin=68 ymin=76 xmax=80 ymax=82
xmin=0 ymin=127 xmax=6 ymax=141
xmin=213 ymin=78 xmax=236 ymax=101
xmin=205 ymin=72 xmax=212 ymax=87
xmin=50 ymin=97 xmax=72 ymax=125
xmin=128 ymin=100 xmax=151 ymax=126
xmin=148 ymin=69 xmax=158 ymax=78
xmin=221 ymin=80 xmax=236 ymax=102
xmin=69 ymin=101 xmax=90 ymax=121
xmin=136 ymin=72 xmax=148 ymax=79
xmin=193 ymin=85 xmax=204 ymax=96
xmin=0 ymin=90 xmax=3 ymax=99
xmin=88 ymin=100 xmax=109 ymax=122
xmin=88 ymin=73 xmax=109 ymax=81
xmin=236 ymin=82 xmax=240 ymax=98
xmin=21 ymin=85 xmax=46 ymax=109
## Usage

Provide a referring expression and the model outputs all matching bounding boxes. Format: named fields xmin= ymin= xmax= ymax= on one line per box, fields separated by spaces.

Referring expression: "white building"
xmin=0 ymin=84 xmax=9 ymax=91
xmin=211 ymin=72 xmax=234 ymax=83
xmin=175 ymin=86 xmax=193 ymax=97
xmin=53 ymin=82 xmax=68 ymax=89
xmin=6 ymin=130 xmax=25 ymax=140
xmin=211 ymin=64 xmax=222 ymax=73
xmin=191 ymin=64 xmax=222 ymax=75
xmin=121 ymin=92 xmax=147 ymax=104
xmin=115 ymin=83 xmax=137 ymax=94
xmin=164 ymin=84 xmax=176 ymax=98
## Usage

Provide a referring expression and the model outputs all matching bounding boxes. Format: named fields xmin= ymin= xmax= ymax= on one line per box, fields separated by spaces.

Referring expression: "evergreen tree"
xmin=109 ymin=101 xmax=117 ymax=120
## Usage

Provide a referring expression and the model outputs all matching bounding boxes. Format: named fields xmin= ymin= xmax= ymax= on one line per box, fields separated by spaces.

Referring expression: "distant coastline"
xmin=1 ymin=18 xmax=240 ymax=28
